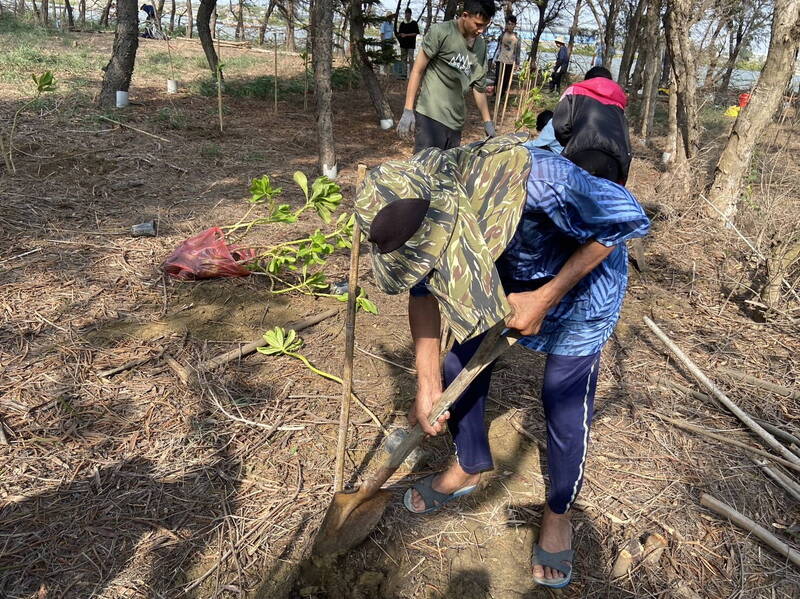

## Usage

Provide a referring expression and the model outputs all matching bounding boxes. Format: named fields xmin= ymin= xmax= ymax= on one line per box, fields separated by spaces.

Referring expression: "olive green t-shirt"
xmin=416 ymin=20 xmax=488 ymax=131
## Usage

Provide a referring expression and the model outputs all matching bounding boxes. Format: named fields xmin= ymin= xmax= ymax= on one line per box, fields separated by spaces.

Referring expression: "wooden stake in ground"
xmin=303 ymin=50 xmax=309 ymax=111
xmin=216 ymin=27 xmax=223 ymax=133
xmin=643 ymin=316 xmax=800 ymax=467
xmin=500 ymin=65 xmax=515 ymax=129
xmin=493 ymin=65 xmax=507 ymax=124
xmin=700 ymin=493 xmax=800 ymax=569
xmin=273 ymin=32 xmax=278 ymax=114
xmin=334 ymin=164 xmax=366 ymax=492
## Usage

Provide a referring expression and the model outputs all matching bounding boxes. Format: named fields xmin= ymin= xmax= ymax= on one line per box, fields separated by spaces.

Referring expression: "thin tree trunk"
xmin=640 ymin=42 xmax=663 ymax=138
xmin=618 ymin=0 xmax=647 ymax=86
xmin=567 ymin=0 xmax=583 ymax=60
xmin=527 ymin=2 xmax=547 ymax=68
xmin=351 ymin=0 xmax=393 ymax=121
xmin=169 ymin=0 xmax=175 ymax=32
xmin=444 ymin=0 xmax=457 ymax=21
xmin=602 ymin=0 xmax=621 ymax=66
xmin=701 ymin=17 xmax=726 ymax=89
xmin=259 ymin=0 xmax=277 ymax=44
xmin=64 ymin=0 xmax=74 ymax=27
xmin=425 ymin=0 xmax=432 ymax=32
xmin=286 ymin=0 xmax=297 ymax=52
xmin=706 ymin=0 xmax=800 ymax=220
xmin=313 ymin=0 xmax=337 ymax=176
xmin=664 ymin=0 xmax=700 ymax=160
xmin=187 ymin=0 xmax=193 ymax=37
xmin=79 ymin=0 xmax=85 ymax=26
xmin=42 ymin=0 xmax=48 ymax=25
xmin=235 ymin=0 xmax=243 ymax=39
xmin=211 ymin=5 xmax=216 ymax=36
xmin=98 ymin=0 xmax=139 ymax=107
xmin=197 ymin=0 xmax=220 ymax=76
xmin=718 ymin=20 xmax=747 ymax=94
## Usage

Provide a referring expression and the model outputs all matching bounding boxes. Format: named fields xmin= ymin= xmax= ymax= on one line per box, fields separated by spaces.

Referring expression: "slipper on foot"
xmin=402 ymin=473 xmax=477 ymax=515
xmin=532 ymin=544 xmax=574 ymax=589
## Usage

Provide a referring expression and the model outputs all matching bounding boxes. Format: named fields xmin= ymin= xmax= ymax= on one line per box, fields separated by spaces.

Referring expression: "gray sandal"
xmin=532 ymin=544 xmax=574 ymax=589
xmin=402 ymin=473 xmax=477 ymax=514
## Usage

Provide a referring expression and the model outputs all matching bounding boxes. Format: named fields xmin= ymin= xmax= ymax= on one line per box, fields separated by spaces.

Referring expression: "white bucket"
xmin=379 ymin=118 xmax=394 ymax=130
xmin=115 ymin=90 xmax=129 ymax=108
xmin=661 ymin=151 xmax=672 ymax=164
xmin=166 ymin=79 xmax=178 ymax=94
xmin=322 ymin=163 xmax=338 ymax=180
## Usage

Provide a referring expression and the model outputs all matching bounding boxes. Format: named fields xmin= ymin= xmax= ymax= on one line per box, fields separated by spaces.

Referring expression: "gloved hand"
xmin=397 ymin=109 xmax=416 ymax=139
xmin=484 ymin=120 xmax=496 ymax=138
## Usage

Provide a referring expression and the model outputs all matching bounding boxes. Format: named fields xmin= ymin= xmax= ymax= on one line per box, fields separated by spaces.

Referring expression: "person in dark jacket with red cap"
xmin=552 ymin=66 xmax=632 ymax=185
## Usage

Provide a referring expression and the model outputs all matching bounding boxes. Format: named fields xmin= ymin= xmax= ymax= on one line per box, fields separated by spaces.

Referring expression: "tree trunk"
xmin=42 ymin=0 xmax=48 ymax=25
xmin=718 ymin=18 xmax=747 ymax=94
xmin=663 ymin=75 xmax=684 ymax=165
xmin=602 ymin=0 xmax=621 ymax=66
xmin=169 ymin=0 xmax=175 ymax=32
xmin=235 ymin=0 xmax=243 ymax=39
xmin=187 ymin=0 xmax=193 ymax=37
xmin=285 ymin=0 xmax=296 ymax=51
xmin=211 ymin=5 xmax=216 ymax=36
xmin=425 ymin=0 xmax=432 ymax=32
xmin=100 ymin=0 xmax=113 ymax=26
xmin=637 ymin=0 xmax=662 ymax=130
xmin=664 ymin=0 xmax=700 ymax=160
xmin=701 ymin=17 xmax=726 ymax=89
xmin=259 ymin=0 xmax=277 ymax=45
xmin=444 ymin=0 xmax=457 ymax=21
xmin=351 ymin=0 xmax=393 ymax=122
xmin=64 ymin=0 xmax=74 ymax=27
xmin=618 ymin=0 xmax=647 ymax=86
xmin=313 ymin=0 xmax=337 ymax=176
xmin=640 ymin=41 xmax=663 ymax=138
xmin=197 ymin=0 xmax=220 ymax=76
xmin=98 ymin=0 xmax=139 ymax=107
xmin=79 ymin=0 xmax=85 ymax=26
xmin=706 ymin=0 xmax=800 ymax=220
xmin=527 ymin=2 xmax=548 ymax=68
xmin=567 ymin=0 xmax=583 ymax=59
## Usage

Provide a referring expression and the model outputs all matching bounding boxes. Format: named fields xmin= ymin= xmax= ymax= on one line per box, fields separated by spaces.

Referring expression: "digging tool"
xmin=313 ymin=322 xmax=521 ymax=557
xmin=334 ymin=165 xmax=366 ymax=492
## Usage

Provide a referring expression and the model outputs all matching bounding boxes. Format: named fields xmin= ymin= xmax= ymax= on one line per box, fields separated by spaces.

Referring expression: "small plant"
xmin=2 ymin=71 xmax=55 ymax=174
xmin=200 ymin=143 xmax=222 ymax=158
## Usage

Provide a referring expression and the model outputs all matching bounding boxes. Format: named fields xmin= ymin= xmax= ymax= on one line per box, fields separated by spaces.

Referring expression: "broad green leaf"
xmin=293 ymin=171 xmax=309 ymax=201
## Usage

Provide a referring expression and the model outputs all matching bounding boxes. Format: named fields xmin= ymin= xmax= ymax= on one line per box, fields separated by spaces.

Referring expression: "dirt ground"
xmin=1 ymin=27 xmax=799 ymax=599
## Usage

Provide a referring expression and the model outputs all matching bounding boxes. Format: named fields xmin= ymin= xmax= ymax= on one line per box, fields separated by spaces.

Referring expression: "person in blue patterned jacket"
xmin=355 ymin=135 xmax=650 ymax=589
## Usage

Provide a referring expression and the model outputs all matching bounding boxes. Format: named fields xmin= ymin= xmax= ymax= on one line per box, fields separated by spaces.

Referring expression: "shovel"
xmin=312 ymin=322 xmax=521 ymax=557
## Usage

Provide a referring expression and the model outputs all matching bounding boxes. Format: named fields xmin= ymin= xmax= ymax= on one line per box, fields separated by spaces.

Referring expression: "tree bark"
xmin=211 ymin=5 xmax=216 ymax=36
xmin=637 ymin=0 xmax=662 ymax=135
xmin=706 ymin=0 xmax=800 ymax=220
xmin=618 ymin=0 xmax=647 ymax=86
xmin=42 ymin=0 xmax=48 ymax=25
xmin=444 ymin=0 xmax=458 ymax=21
xmin=169 ymin=0 xmax=175 ymax=32
xmin=664 ymin=0 xmax=700 ymax=160
xmin=350 ymin=0 xmax=393 ymax=122
xmin=701 ymin=16 xmax=726 ymax=89
xmin=528 ymin=1 xmax=548 ymax=68
xmin=197 ymin=0 xmax=220 ymax=76
xmin=98 ymin=0 xmax=139 ymax=107
xmin=602 ymin=0 xmax=622 ymax=66
xmin=285 ymin=0 xmax=296 ymax=51
xmin=100 ymin=0 xmax=113 ymax=26
xmin=313 ymin=0 xmax=337 ymax=176
xmin=567 ymin=0 xmax=583 ymax=60
xmin=235 ymin=0 xmax=243 ymax=39
xmin=187 ymin=0 xmax=193 ymax=37
xmin=79 ymin=0 xmax=85 ymax=26
xmin=64 ymin=0 xmax=74 ymax=27
xmin=259 ymin=0 xmax=277 ymax=44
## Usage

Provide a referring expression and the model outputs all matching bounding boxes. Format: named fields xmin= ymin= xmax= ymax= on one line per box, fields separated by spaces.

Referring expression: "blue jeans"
xmin=443 ymin=333 xmax=600 ymax=514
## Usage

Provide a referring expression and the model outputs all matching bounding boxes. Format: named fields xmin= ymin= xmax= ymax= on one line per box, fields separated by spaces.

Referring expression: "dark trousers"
xmin=550 ymin=68 xmax=565 ymax=92
xmin=443 ymin=333 xmax=601 ymax=514
xmin=494 ymin=62 xmax=514 ymax=96
xmin=414 ymin=112 xmax=462 ymax=153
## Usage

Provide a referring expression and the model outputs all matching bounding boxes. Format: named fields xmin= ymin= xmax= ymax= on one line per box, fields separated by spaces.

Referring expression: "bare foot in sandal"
xmin=533 ymin=505 xmax=573 ymax=583
xmin=407 ymin=462 xmax=480 ymax=513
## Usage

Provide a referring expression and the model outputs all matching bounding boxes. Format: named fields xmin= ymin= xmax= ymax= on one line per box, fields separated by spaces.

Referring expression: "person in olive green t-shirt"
xmin=396 ymin=0 xmax=497 ymax=152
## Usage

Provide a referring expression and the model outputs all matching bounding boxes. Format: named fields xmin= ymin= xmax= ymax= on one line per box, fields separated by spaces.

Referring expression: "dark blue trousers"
xmin=443 ymin=333 xmax=600 ymax=514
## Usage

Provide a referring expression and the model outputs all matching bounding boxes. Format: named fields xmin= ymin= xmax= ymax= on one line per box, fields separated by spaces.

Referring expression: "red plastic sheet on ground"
xmin=162 ymin=227 xmax=256 ymax=280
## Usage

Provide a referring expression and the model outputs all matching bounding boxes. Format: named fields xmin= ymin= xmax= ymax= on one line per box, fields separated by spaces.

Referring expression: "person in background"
xmin=549 ymin=37 xmax=569 ymax=93
xmin=485 ymin=26 xmax=500 ymax=77
xmin=489 ymin=15 xmax=521 ymax=97
xmin=380 ymin=11 xmax=396 ymax=75
xmin=396 ymin=0 xmax=497 ymax=152
xmin=397 ymin=8 xmax=420 ymax=79
xmin=553 ymin=66 xmax=631 ymax=185
xmin=593 ymin=40 xmax=605 ymax=67
xmin=529 ymin=109 xmax=564 ymax=154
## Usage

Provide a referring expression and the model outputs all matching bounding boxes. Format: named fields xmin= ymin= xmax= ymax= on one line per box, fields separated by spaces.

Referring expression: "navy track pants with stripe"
xmin=443 ymin=333 xmax=600 ymax=514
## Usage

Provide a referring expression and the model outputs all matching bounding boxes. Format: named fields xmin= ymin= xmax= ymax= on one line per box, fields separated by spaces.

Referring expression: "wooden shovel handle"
xmin=359 ymin=323 xmax=520 ymax=496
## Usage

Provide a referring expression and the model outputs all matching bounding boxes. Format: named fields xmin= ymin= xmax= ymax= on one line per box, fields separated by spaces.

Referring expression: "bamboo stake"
xmin=97 ymin=116 xmax=171 ymax=142
xmin=500 ymin=65 xmax=515 ymax=129
xmin=334 ymin=164 xmax=366 ymax=492
xmin=216 ymin=27 xmax=223 ymax=133
xmin=493 ymin=64 xmax=506 ymax=124
xmin=273 ymin=32 xmax=278 ymax=113
xmin=644 ymin=317 xmax=800 ymax=467
xmin=700 ymin=493 xmax=800 ymax=568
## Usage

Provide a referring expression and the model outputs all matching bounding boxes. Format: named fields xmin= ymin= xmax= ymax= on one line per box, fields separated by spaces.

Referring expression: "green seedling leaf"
xmin=309 ymin=176 xmax=343 ymax=223
xmin=33 ymin=71 xmax=56 ymax=93
xmin=258 ymin=326 xmax=303 ymax=356
xmin=249 ymin=175 xmax=282 ymax=204
xmin=270 ymin=203 xmax=296 ymax=223
xmin=293 ymin=171 xmax=309 ymax=201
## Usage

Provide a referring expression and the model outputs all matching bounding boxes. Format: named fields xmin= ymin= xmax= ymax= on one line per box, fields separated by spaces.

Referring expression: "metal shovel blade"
xmin=312 ymin=487 xmax=393 ymax=557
